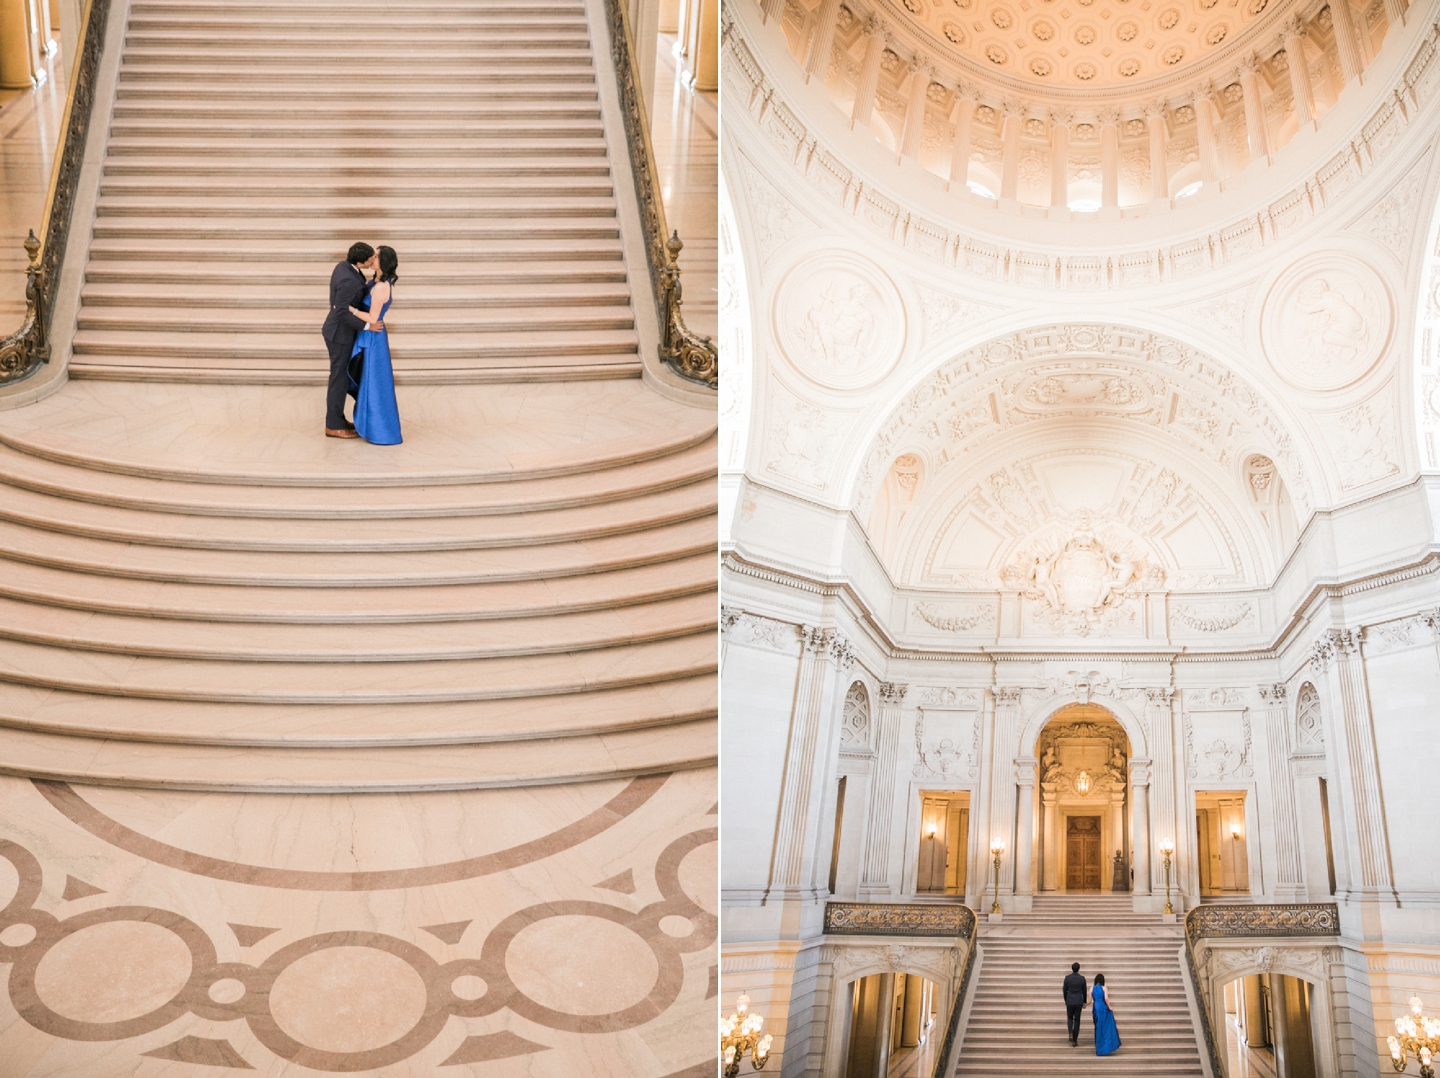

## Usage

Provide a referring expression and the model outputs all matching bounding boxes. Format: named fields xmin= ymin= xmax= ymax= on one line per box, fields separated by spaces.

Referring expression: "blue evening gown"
xmin=1093 ymin=984 xmax=1121 ymax=1056
xmin=350 ymin=286 xmax=402 ymax=445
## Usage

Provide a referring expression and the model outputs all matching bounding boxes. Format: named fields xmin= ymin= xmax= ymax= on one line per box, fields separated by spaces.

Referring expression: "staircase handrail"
xmin=0 ymin=0 xmax=111 ymax=386
xmin=931 ymin=917 xmax=978 ymax=1078
xmin=1181 ymin=902 xmax=1341 ymax=1078
xmin=600 ymin=0 xmax=718 ymax=389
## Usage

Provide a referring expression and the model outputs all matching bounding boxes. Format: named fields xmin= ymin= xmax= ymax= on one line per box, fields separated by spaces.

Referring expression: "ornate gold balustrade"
xmin=1182 ymin=903 xmax=1341 ymax=1078
xmin=0 ymin=0 xmax=110 ymax=386
xmin=602 ymin=0 xmax=719 ymax=389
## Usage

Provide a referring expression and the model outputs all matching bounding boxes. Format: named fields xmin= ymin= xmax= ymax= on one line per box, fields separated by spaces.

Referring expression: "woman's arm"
xmin=349 ymin=283 xmax=390 ymax=328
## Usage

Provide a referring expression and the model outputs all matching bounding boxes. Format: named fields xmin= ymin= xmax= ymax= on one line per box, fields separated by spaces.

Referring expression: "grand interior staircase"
xmin=72 ymin=0 xmax=641 ymax=382
xmin=0 ymin=0 xmax=714 ymax=792
xmin=955 ymin=896 xmax=1206 ymax=1077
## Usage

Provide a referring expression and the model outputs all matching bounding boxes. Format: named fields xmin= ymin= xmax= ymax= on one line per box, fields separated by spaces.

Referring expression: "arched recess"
xmin=845 ymin=324 xmax=1320 ymax=591
xmin=1018 ymin=692 xmax=1150 ymax=763
xmin=816 ymin=943 xmax=964 ymax=1078
xmin=1196 ymin=944 xmax=1343 ymax=1078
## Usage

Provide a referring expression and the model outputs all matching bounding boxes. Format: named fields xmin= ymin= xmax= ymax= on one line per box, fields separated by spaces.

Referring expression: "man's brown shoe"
xmin=325 ymin=427 xmax=360 ymax=439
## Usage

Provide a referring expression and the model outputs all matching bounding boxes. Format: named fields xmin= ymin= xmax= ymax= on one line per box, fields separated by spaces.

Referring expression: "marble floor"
xmin=0 ymin=37 xmax=66 ymax=328
xmin=651 ymin=34 xmax=718 ymax=344
xmin=0 ymin=767 xmax=716 ymax=1076
xmin=1224 ymin=1015 xmax=1280 ymax=1078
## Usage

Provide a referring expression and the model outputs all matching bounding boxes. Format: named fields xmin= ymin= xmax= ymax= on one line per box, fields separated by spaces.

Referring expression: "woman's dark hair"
xmin=1094 ymin=973 xmax=1105 ymax=986
xmin=347 ymin=242 xmax=374 ymax=265
xmin=377 ymin=246 xmax=398 ymax=284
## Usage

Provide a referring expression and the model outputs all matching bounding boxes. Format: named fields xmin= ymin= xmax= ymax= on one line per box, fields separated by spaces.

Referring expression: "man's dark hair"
xmin=1072 ymin=963 xmax=1080 ymax=973
xmin=347 ymin=242 xmax=375 ymax=265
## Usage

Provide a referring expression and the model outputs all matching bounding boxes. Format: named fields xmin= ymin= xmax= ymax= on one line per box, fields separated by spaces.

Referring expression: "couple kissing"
xmin=321 ymin=241 xmax=402 ymax=444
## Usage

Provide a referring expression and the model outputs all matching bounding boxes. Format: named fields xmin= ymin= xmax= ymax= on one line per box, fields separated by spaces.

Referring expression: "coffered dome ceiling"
xmin=888 ymin=0 xmax=1292 ymax=92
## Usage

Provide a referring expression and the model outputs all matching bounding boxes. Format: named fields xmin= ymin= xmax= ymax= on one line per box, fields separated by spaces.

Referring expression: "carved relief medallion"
xmin=1261 ymin=254 xmax=1392 ymax=392
xmin=773 ymin=251 xmax=906 ymax=391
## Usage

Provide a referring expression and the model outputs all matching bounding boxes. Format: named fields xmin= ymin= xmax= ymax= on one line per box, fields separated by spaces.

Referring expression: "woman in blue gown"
xmin=1092 ymin=973 xmax=1122 ymax=1056
xmin=348 ymin=245 xmax=402 ymax=445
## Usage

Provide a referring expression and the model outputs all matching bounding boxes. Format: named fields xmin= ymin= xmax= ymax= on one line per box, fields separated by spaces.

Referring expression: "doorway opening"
xmin=916 ymin=791 xmax=969 ymax=895
xmin=1035 ymin=705 xmax=1131 ymax=893
xmin=1196 ymin=791 xmax=1250 ymax=895
xmin=1222 ymin=973 xmax=1319 ymax=1078
xmin=842 ymin=972 xmax=941 ymax=1078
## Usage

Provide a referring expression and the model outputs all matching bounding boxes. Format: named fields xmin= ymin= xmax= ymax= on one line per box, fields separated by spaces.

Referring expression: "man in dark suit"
xmin=1063 ymin=962 xmax=1088 ymax=1046
xmin=322 ymin=242 xmax=380 ymax=438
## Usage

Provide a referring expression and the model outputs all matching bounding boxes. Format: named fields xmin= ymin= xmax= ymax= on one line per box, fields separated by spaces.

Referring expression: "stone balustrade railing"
xmin=823 ymin=899 xmax=977 ymax=937
xmin=757 ymin=0 xmax=1408 ymax=217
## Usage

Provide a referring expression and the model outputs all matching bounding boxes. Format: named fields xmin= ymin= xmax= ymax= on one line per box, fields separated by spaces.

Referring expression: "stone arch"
xmin=1018 ymin=691 xmax=1150 ymax=763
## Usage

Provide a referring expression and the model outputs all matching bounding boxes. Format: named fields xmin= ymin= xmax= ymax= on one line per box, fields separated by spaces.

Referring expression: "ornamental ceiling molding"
xmin=723 ymin=8 xmax=1440 ymax=290
xmin=851 ymin=323 xmax=1316 ymax=521
xmin=845 ymin=0 xmax=1325 ymax=103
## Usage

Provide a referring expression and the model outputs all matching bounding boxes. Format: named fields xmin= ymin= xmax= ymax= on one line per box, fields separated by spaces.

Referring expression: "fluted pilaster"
xmin=1259 ymin=683 xmax=1306 ymax=898
xmin=988 ymin=687 xmax=1024 ymax=901
xmin=999 ymin=101 xmax=1025 ymax=201
xmin=859 ymin=682 xmax=907 ymax=897
xmin=1049 ymin=108 xmax=1071 ymax=208
xmin=803 ymin=0 xmax=842 ymax=84
xmin=1238 ymin=55 xmax=1270 ymax=164
xmin=1129 ymin=758 xmax=1153 ymax=896
xmin=1282 ymin=17 xmax=1317 ymax=128
xmin=850 ymin=20 xmax=886 ymax=129
xmin=949 ymin=86 xmax=976 ymax=191
xmin=899 ymin=62 xmax=932 ymax=160
xmin=1098 ymin=107 xmax=1120 ymax=208
xmin=1144 ymin=101 xmax=1169 ymax=200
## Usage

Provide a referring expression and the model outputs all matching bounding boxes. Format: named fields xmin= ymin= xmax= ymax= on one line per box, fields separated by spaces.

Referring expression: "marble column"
xmin=899 ymin=62 xmax=932 ymax=160
xmin=0 ymin=0 xmax=44 ymax=89
xmin=803 ymin=0 xmax=841 ymax=84
xmin=1041 ymin=784 xmax=1060 ymax=890
xmin=1014 ymin=758 xmax=1037 ymax=903
xmin=1330 ymin=0 xmax=1365 ymax=86
xmin=1144 ymin=102 xmax=1168 ymax=201
xmin=1098 ymin=108 xmax=1120 ymax=208
xmin=1049 ymin=109 xmax=1071 ymax=208
xmin=1383 ymin=0 xmax=1407 ymax=28
xmin=948 ymin=88 xmax=976 ymax=191
xmin=1282 ymin=17 xmax=1317 ymax=128
xmin=1108 ymin=791 xmax=1126 ymax=889
xmin=1310 ymin=630 xmax=1397 ymax=904
xmin=759 ymin=0 xmax=783 ymax=27
xmin=1238 ymin=56 xmax=1269 ymax=164
xmin=768 ymin=627 xmax=852 ymax=900
xmin=850 ymin=20 xmax=886 ymax=130
xmin=1194 ymin=85 xmax=1222 ymax=183
xmin=989 ymin=688 xmax=1024 ymax=903
xmin=1145 ymin=688 xmax=1178 ymax=888
xmin=859 ymin=682 xmax=907 ymax=897
xmin=1259 ymin=683 xmax=1306 ymax=899
xmin=999 ymin=102 xmax=1024 ymax=201
xmin=1129 ymin=759 xmax=1153 ymax=897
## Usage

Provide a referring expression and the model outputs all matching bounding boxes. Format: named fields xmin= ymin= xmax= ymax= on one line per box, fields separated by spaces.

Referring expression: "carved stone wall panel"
xmin=1314 ymin=383 xmax=1404 ymax=492
xmin=772 ymin=249 xmax=907 ymax=391
xmin=1260 ymin=252 xmax=1393 ymax=393
xmin=1184 ymin=709 xmax=1254 ymax=780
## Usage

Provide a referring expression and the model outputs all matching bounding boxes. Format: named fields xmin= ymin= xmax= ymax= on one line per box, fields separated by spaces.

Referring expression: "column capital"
xmin=1310 ymin=627 xmax=1360 ymax=670
xmin=720 ymin=605 xmax=743 ymax=634
xmin=1128 ymin=758 xmax=1153 ymax=786
xmin=861 ymin=14 xmax=885 ymax=37
xmin=1142 ymin=99 xmax=1167 ymax=121
xmin=1143 ymin=686 xmax=1175 ymax=708
xmin=1258 ymin=682 xmax=1288 ymax=704
xmin=1048 ymin=106 xmax=1074 ymax=128
xmin=1014 ymin=757 xmax=1038 ymax=785
xmin=993 ymin=686 xmax=1024 ymax=706
xmin=1236 ymin=51 xmax=1261 ymax=77
xmin=1281 ymin=13 xmax=1307 ymax=39
xmin=1097 ymin=106 xmax=1121 ymax=127
xmin=953 ymin=77 xmax=977 ymax=101
xmin=878 ymin=681 xmax=908 ymax=703
xmin=1001 ymin=97 xmax=1028 ymax=119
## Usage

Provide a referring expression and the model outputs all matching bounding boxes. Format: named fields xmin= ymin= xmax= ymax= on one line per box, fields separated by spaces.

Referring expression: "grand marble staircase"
xmin=72 ymin=0 xmax=641 ymax=382
xmin=955 ymin=896 xmax=1206 ymax=1077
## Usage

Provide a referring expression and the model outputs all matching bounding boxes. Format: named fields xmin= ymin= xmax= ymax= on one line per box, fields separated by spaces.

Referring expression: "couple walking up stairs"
xmin=955 ymin=895 xmax=1207 ymax=1076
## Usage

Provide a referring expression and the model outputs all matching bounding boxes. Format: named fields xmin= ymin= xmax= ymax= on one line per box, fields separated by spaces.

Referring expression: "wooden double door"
xmin=1065 ymin=815 xmax=1103 ymax=892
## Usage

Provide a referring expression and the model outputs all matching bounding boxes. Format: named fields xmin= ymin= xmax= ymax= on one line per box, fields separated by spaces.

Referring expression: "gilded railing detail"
xmin=1182 ymin=903 xmax=1341 ymax=1078
xmin=0 ymin=0 xmax=111 ymax=385
xmin=1186 ymin=903 xmax=1341 ymax=942
xmin=823 ymin=901 xmax=975 ymax=938
xmin=602 ymin=0 xmax=718 ymax=388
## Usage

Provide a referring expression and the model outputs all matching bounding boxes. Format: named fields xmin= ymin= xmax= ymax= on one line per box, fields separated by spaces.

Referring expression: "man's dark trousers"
xmin=1063 ymin=970 xmax=1087 ymax=1044
xmin=321 ymin=260 xmax=370 ymax=430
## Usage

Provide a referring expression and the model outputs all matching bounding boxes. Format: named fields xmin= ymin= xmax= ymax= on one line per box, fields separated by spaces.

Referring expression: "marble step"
xmin=76 ymin=305 xmax=635 ymax=334
xmin=0 ymin=515 xmax=714 ymax=586
xmin=0 ymin=627 xmax=714 ymax=704
xmin=0 ymin=672 xmax=715 ymax=747
xmin=81 ymin=283 xmax=632 ymax=308
xmin=82 ymin=261 xmax=627 ymax=285
xmin=97 ymin=178 xmax=615 ymax=197
xmin=0 ymin=549 xmax=715 ymax=625
xmin=0 ymin=714 xmax=716 ymax=792
xmin=105 ymin=119 xmax=607 ymax=138
xmin=71 ymin=329 xmax=637 ymax=362
xmin=85 ymin=237 xmax=624 ymax=261
xmin=66 ymin=361 xmax=643 ymax=385
xmin=89 ymin=216 xmax=618 ymax=238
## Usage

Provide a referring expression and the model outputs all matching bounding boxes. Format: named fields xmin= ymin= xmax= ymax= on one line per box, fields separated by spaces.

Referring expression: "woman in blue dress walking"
xmin=1093 ymin=973 xmax=1122 ymax=1056
xmin=347 ymin=245 xmax=402 ymax=445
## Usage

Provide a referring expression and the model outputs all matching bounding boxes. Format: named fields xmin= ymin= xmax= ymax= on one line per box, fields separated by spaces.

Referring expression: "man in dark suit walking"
xmin=1063 ymin=962 xmax=1088 ymax=1046
xmin=322 ymin=242 xmax=381 ymax=438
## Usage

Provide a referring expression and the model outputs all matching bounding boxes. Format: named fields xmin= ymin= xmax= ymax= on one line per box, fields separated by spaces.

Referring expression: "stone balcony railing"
xmin=823 ymin=900 xmax=977 ymax=937
xmin=1186 ymin=901 xmax=1342 ymax=941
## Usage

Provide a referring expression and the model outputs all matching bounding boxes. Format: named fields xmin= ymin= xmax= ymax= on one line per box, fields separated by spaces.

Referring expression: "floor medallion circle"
xmin=268 ymin=945 xmax=428 ymax=1055
xmin=676 ymin=837 xmax=718 ymax=915
xmin=0 ymin=923 xmax=36 ymax=947
xmin=506 ymin=914 xmax=660 ymax=1016
xmin=33 ymin=919 xmax=193 ymax=1026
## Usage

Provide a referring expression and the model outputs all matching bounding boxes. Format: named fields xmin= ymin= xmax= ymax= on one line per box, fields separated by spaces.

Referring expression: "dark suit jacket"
xmin=322 ymin=261 xmax=370 ymax=347
xmin=1063 ymin=972 xmax=1088 ymax=1007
